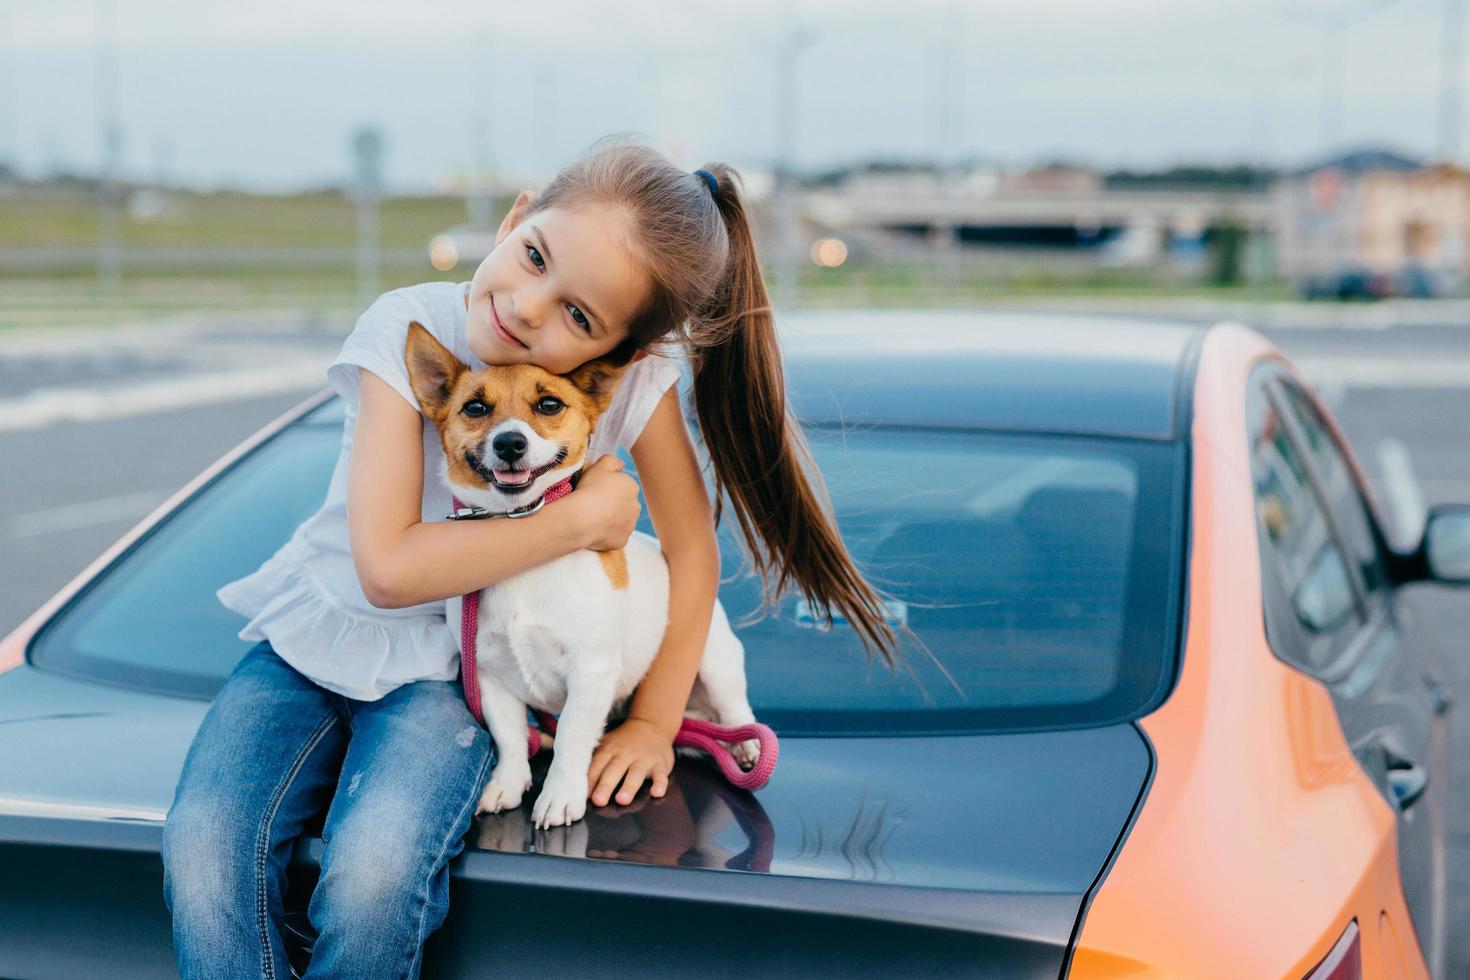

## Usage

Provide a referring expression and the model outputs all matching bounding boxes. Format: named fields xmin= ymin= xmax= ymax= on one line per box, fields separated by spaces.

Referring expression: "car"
xmin=1301 ymin=266 xmax=1391 ymax=302
xmin=1 ymin=310 xmax=1465 ymax=978
xmin=1300 ymin=262 xmax=1458 ymax=302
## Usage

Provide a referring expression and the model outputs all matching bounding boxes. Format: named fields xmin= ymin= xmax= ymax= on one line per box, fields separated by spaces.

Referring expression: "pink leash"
xmin=526 ymin=710 xmax=779 ymax=792
xmin=453 ymin=483 xmax=778 ymax=792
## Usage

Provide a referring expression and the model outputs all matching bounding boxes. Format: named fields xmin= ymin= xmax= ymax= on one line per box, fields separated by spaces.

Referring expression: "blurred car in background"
xmin=1301 ymin=260 xmax=1458 ymax=301
xmin=1 ymin=311 xmax=1465 ymax=978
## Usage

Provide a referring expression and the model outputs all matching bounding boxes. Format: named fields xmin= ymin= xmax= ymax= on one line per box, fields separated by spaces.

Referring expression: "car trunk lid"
xmin=0 ymin=665 xmax=1153 ymax=978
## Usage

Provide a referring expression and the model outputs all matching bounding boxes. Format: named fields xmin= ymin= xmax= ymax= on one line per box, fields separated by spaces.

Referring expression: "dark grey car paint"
xmin=0 ymin=663 xmax=1153 ymax=977
xmin=781 ymin=311 xmax=1200 ymax=441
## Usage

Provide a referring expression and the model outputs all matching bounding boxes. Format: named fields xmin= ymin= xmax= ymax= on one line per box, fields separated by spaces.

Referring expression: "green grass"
xmin=0 ymin=188 xmax=471 ymax=250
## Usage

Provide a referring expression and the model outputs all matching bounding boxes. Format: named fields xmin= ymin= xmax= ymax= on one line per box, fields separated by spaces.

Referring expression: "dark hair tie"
xmin=693 ymin=168 xmax=718 ymax=195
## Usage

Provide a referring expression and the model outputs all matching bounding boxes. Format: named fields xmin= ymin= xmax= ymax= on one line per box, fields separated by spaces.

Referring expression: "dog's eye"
xmin=461 ymin=400 xmax=489 ymax=418
xmin=534 ymin=397 xmax=564 ymax=416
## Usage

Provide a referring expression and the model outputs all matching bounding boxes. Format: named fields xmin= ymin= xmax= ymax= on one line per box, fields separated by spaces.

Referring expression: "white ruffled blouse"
xmin=217 ymin=280 xmax=683 ymax=700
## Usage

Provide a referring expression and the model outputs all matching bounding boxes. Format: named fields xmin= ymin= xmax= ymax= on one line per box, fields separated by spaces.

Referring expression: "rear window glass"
xmin=719 ymin=426 xmax=1182 ymax=733
xmin=30 ymin=402 xmax=1184 ymax=735
xmin=29 ymin=411 xmax=341 ymax=698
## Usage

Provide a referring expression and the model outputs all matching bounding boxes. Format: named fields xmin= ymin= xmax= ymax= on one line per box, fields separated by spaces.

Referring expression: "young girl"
xmin=161 ymin=138 xmax=895 ymax=978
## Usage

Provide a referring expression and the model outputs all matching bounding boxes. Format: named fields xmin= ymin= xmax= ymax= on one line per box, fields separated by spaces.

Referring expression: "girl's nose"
xmin=514 ymin=282 xmax=557 ymax=330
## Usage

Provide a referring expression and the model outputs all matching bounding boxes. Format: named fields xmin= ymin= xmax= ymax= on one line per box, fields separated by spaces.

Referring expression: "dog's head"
xmin=405 ymin=321 xmax=629 ymax=511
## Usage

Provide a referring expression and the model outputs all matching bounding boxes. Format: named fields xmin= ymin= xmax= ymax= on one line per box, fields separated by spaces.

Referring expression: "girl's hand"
xmin=587 ymin=717 xmax=675 ymax=806
xmin=572 ymin=455 xmax=642 ymax=552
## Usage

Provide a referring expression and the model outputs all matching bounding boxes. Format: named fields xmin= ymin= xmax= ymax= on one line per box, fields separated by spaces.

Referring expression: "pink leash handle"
xmin=673 ymin=717 xmax=780 ymax=791
xmin=528 ymin=711 xmax=779 ymax=791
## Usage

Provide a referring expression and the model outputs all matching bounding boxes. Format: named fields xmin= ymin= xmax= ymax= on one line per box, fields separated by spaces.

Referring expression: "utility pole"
xmin=1283 ymin=0 xmax=1399 ymax=157
xmin=535 ymin=58 xmax=558 ymax=177
xmin=95 ymin=0 xmax=122 ymax=295
xmin=352 ymin=128 xmax=384 ymax=313
xmin=773 ymin=7 xmax=814 ymax=311
xmin=935 ymin=1 xmax=966 ymax=294
xmin=1441 ymin=0 xmax=1467 ymax=163
xmin=1 ymin=11 xmax=15 ymax=176
xmin=1248 ymin=76 xmax=1277 ymax=298
xmin=1319 ymin=18 xmax=1346 ymax=155
xmin=936 ymin=1 xmax=964 ymax=171
xmin=468 ymin=32 xmax=496 ymax=229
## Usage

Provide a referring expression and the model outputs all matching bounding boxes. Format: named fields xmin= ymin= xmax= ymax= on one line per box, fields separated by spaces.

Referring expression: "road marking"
xmin=1257 ymin=300 xmax=1470 ymax=330
xmin=1295 ymin=358 xmax=1470 ymax=389
xmin=0 ymin=311 xmax=350 ymax=356
xmin=1376 ymin=438 xmax=1426 ymax=545
xmin=990 ymin=298 xmax=1470 ymax=330
xmin=1257 ymin=304 xmax=1398 ymax=331
xmin=10 ymin=488 xmax=175 ymax=538
xmin=0 ymin=358 xmax=328 ymax=432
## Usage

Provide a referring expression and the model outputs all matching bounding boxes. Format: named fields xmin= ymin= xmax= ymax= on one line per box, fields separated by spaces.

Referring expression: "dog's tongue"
xmin=495 ymin=469 xmax=532 ymax=486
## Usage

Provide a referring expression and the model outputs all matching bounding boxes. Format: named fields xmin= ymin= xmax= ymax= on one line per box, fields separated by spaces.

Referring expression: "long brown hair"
xmin=529 ymin=138 xmax=898 ymax=661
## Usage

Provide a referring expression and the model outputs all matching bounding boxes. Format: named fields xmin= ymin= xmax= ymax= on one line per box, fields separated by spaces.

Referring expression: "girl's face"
xmin=465 ymin=199 xmax=648 ymax=375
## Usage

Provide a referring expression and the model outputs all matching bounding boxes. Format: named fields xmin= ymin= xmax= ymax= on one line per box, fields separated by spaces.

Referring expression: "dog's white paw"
xmin=532 ymin=771 xmax=589 ymax=828
xmin=477 ymin=763 xmax=533 ymax=815
xmin=732 ymin=738 xmax=761 ymax=770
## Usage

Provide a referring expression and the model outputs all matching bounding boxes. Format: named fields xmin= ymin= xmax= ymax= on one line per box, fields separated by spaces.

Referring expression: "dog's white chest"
xmin=455 ymin=534 xmax=669 ymax=713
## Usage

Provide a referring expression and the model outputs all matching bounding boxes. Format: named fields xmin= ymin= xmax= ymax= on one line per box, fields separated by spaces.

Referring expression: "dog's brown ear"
xmin=404 ymin=321 xmax=466 ymax=419
xmin=564 ymin=357 xmax=630 ymax=416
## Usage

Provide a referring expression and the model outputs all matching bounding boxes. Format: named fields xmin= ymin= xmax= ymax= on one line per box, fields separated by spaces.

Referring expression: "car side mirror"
xmin=1420 ymin=505 xmax=1470 ymax=585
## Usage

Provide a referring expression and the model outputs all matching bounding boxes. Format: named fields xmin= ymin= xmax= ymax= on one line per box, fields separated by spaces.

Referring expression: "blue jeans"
xmin=162 ymin=641 xmax=493 ymax=979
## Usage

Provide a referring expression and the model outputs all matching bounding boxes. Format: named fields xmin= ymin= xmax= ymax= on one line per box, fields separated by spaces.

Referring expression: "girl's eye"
xmin=534 ymin=397 xmax=565 ymax=416
xmin=462 ymin=400 xmax=489 ymax=418
xmin=526 ymin=244 xmax=546 ymax=270
xmin=567 ymin=305 xmax=591 ymax=333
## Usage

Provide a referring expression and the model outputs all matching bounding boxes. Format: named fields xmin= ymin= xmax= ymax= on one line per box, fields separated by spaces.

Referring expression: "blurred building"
xmin=1275 ymin=150 xmax=1470 ymax=298
xmin=800 ymin=162 xmax=1267 ymax=272
xmin=1000 ymin=164 xmax=1100 ymax=194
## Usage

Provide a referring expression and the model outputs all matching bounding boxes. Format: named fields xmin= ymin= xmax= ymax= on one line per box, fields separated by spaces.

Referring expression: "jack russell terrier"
xmin=405 ymin=322 xmax=761 ymax=828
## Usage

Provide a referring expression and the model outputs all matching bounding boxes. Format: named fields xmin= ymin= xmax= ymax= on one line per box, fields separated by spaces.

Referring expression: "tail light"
xmin=1303 ymin=920 xmax=1361 ymax=980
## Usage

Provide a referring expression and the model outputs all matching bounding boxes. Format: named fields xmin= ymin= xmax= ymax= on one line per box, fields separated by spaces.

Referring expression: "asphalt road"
xmin=2 ymin=302 xmax=1470 ymax=974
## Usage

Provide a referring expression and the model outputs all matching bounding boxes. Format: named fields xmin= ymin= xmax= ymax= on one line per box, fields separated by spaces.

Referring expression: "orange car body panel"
xmin=1069 ymin=324 xmax=1427 ymax=979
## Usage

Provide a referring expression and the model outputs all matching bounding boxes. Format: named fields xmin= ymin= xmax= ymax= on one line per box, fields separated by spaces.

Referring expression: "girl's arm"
xmin=587 ymin=387 xmax=721 ymax=807
xmin=349 ymin=369 xmax=641 ymax=608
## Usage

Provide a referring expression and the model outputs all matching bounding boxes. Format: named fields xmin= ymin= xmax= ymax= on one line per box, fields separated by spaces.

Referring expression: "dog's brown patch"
xmin=597 ymin=549 xmax=628 ymax=590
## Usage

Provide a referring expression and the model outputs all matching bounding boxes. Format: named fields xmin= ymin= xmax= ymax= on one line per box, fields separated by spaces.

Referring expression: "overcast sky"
xmin=1 ymin=0 xmax=1464 ymax=192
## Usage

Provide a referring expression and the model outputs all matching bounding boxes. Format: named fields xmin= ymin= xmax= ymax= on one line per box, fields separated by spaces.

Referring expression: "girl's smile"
xmin=489 ymin=296 xmax=528 ymax=350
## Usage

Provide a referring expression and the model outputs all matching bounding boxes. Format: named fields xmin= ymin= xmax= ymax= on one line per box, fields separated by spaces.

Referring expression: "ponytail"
xmin=528 ymin=138 xmax=900 ymax=661
xmin=690 ymin=165 xmax=898 ymax=663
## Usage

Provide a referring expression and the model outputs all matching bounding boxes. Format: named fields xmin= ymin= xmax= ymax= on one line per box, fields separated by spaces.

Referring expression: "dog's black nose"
xmin=492 ymin=430 xmax=528 ymax=462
